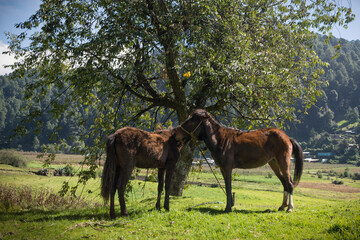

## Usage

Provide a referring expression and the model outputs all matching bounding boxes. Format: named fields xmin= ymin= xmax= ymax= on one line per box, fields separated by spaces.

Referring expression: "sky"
xmin=1 ymin=0 xmax=360 ymax=75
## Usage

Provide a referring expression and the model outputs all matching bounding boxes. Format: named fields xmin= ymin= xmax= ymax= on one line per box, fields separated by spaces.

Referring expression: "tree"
xmin=5 ymin=0 xmax=354 ymax=196
xmin=345 ymin=106 xmax=360 ymax=123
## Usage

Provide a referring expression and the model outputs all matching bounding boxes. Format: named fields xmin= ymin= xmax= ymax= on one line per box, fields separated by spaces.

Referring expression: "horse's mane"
xmin=153 ymin=126 xmax=181 ymax=135
xmin=208 ymin=115 xmax=244 ymax=134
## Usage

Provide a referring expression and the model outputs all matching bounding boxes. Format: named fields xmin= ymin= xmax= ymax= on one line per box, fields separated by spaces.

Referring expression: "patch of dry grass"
xmin=0 ymin=184 xmax=100 ymax=212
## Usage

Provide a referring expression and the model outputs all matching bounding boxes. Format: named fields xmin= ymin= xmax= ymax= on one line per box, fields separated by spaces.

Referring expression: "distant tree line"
xmin=0 ymin=75 xmax=93 ymax=152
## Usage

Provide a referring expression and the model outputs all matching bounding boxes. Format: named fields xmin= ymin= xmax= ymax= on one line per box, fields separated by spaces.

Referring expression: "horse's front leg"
xmin=221 ymin=168 xmax=233 ymax=213
xmin=164 ymin=167 xmax=175 ymax=211
xmin=156 ymin=168 xmax=165 ymax=210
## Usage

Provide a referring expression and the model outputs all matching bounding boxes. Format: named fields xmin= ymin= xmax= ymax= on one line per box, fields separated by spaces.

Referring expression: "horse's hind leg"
xmin=117 ymin=166 xmax=134 ymax=217
xmin=268 ymin=159 xmax=294 ymax=212
xmin=110 ymin=167 xmax=120 ymax=219
xmin=156 ymin=168 xmax=165 ymax=210
xmin=110 ymin=188 xmax=116 ymax=219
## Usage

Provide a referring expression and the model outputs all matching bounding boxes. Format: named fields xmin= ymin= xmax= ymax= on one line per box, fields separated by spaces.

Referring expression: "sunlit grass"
xmin=0 ymin=152 xmax=359 ymax=239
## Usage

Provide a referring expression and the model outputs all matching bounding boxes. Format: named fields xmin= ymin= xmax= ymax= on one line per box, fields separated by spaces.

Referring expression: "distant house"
xmin=303 ymin=151 xmax=319 ymax=162
xmin=204 ymin=159 xmax=215 ymax=166
xmin=331 ymin=134 xmax=343 ymax=140
xmin=317 ymin=152 xmax=333 ymax=163
xmin=317 ymin=152 xmax=332 ymax=157
xmin=192 ymin=158 xmax=215 ymax=166
xmin=304 ymin=158 xmax=320 ymax=162
xmin=303 ymin=152 xmax=311 ymax=158
xmin=345 ymin=130 xmax=355 ymax=134
xmin=348 ymin=144 xmax=359 ymax=149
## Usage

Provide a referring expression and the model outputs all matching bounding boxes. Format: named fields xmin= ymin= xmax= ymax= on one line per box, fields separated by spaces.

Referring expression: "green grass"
xmin=0 ymin=153 xmax=359 ymax=239
xmin=336 ymin=120 xmax=359 ymax=131
xmin=1 ymin=184 xmax=359 ymax=240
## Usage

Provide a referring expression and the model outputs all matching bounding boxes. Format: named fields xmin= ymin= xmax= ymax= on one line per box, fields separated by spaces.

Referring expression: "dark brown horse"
xmin=101 ymin=127 xmax=183 ymax=218
xmin=177 ymin=109 xmax=303 ymax=213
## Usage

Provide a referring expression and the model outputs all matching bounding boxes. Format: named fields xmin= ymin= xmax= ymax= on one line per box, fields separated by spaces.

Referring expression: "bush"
xmin=145 ymin=173 xmax=157 ymax=182
xmin=54 ymin=164 xmax=75 ymax=176
xmin=35 ymin=169 xmax=50 ymax=176
xmin=332 ymin=179 xmax=344 ymax=185
xmin=265 ymin=172 xmax=273 ymax=179
xmin=0 ymin=150 xmax=27 ymax=168
xmin=144 ymin=170 xmax=158 ymax=182
xmin=352 ymin=173 xmax=360 ymax=180
xmin=328 ymin=170 xmax=337 ymax=177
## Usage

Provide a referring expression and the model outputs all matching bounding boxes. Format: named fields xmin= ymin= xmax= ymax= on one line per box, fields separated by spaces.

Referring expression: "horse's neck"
xmin=202 ymin=119 xmax=222 ymax=152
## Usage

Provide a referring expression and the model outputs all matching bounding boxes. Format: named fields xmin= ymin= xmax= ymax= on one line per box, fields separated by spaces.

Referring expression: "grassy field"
xmin=0 ymin=152 xmax=359 ymax=239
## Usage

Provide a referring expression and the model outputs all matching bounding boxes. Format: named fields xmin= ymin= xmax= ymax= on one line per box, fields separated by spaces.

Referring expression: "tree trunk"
xmin=170 ymin=141 xmax=196 ymax=196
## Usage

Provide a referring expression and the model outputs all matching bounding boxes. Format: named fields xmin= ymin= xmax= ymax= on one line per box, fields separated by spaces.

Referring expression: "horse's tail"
xmin=101 ymin=134 xmax=117 ymax=202
xmin=290 ymin=138 xmax=303 ymax=187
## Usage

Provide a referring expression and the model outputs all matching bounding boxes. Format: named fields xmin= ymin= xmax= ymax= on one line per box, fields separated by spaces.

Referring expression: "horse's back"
xmin=111 ymin=127 xmax=171 ymax=168
xmin=230 ymin=128 xmax=292 ymax=168
xmin=234 ymin=128 xmax=290 ymax=144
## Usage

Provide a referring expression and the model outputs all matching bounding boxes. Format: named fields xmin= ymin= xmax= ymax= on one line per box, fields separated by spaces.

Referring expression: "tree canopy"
xmin=5 ymin=0 xmax=355 ymax=195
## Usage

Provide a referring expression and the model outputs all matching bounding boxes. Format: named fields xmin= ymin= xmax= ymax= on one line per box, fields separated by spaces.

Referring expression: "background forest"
xmin=1 ymin=35 xmax=360 ymax=165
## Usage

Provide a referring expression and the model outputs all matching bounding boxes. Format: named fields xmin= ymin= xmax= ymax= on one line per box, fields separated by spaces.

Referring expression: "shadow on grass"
xmin=188 ymin=207 xmax=277 ymax=215
xmin=0 ymin=202 xmax=278 ymax=223
xmin=0 ymin=205 xmax=166 ymax=223
xmin=0 ymin=208 xmax=110 ymax=222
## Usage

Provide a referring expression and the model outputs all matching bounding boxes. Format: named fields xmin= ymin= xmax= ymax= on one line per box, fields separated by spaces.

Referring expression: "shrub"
xmin=332 ymin=179 xmax=344 ymax=185
xmin=265 ymin=172 xmax=273 ymax=178
xmin=343 ymin=168 xmax=350 ymax=178
xmin=35 ymin=169 xmax=49 ymax=176
xmin=144 ymin=170 xmax=158 ymax=182
xmin=145 ymin=174 xmax=157 ymax=182
xmin=54 ymin=164 xmax=76 ymax=176
xmin=328 ymin=170 xmax=337 ymax=177
xmin=0 ymin=149 xmax=27 ymax=167
xmin=352 ymin=173 xmax=360 ymax=180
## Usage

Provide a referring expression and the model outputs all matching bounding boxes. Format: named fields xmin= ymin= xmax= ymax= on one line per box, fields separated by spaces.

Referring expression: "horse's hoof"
xmin=110 ymin=211 xmax=116 ymax=219
xmin=278 ymin=207 xmax=285 ymax=211
xmin=121 ymin=212 xmax=129 ymax=217
xmin=286 ymin=208 xmax=292 ymax=213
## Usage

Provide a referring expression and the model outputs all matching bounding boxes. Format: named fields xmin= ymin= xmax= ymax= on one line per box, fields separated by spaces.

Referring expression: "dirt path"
xmin=298 ymin=182 xmax=360 ymax=193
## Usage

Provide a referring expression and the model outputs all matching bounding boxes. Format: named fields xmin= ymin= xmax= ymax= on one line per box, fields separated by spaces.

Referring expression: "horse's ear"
xmin=190 ymin=109 xmax=210 ymax=119
xmin=198 ymin=110 xmax=210 ymax=119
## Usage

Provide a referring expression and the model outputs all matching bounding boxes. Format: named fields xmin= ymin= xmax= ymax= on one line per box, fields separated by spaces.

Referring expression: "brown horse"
xmin=177 ymin=109 xmax=303 ymax=213
xmin=101 ymin=127 xmax=183 ymax=218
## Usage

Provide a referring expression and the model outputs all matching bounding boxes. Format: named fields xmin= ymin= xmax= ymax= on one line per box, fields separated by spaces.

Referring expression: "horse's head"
xmin=175 ymin=109 xmax=211 ymax=142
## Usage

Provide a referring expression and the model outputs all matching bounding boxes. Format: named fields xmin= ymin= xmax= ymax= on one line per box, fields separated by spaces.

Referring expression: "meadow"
xmin=0 ymin=151 xmax=359 ymax=239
